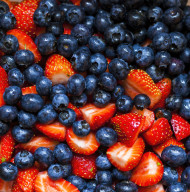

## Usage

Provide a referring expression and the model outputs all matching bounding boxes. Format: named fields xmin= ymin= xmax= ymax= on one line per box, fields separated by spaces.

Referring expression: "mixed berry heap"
xmin=0 ymin=0 xmax=190 ymax=191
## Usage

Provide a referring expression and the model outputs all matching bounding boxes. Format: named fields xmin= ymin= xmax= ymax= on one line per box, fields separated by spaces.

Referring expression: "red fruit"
xmin=0 ymin=131 xmax=15 ymax=163
xmin=66 ymin=128 xmax=99 ymax=155
xmin=171 ymin=114 xmax=190 ymax=141
xmin=143 ymin=118 xmax=173 ymax=146
xmin=68 ymin=103 xmax=83 ymax=119
xmin=138 ymin=183 xmax=165 ymax=192
xmin=80 ymin=103 xmax=116 ymax=130
xmin=176 ymin=166 xmax=185 ymax=182
xmin=34 ymin=171 xmax=80 ymax=192
xmin=153 ymin=136 xmax=185 ymax=157
xmin=0 ymin=179 xmax=13 ymax=192
xmin=70 ymin=0 xmax=81 ymax=5
xmin=12 ymin=182 xmax=23 ymax=192
xmin=131 ymin=152 xmax=164 ymax=187
xmin=45 ymin=54 xmax=75 ymax=85
xmin=63 ymin=23 xmax=73 ymax=35
xmin=36 ymin=122 xmax=67 ymax=142
xmin=71 ymin=154 xmax=97 ymax=179
xmin=16 ymin=136 xmax=58 ymax=153
xmin=7 ymin=29 xmax=41 ymax=63
xmin=107 ymin=137 xmax=145 ymax=171
xmin=132 ymin=107 xmax=155 ymax=132
xmin=122 ymin=69 xmax=162 ymax=108
xmin=35 ymin=27 xmax=46 ymax=37
xmin=142 ymin=39 xmax=152 ymax=47
xmin=16 ymin=167 xmax=39 ymax=192
xmin=21 ymin=86 xmax=37 ymax=95
xmin=111 ymin=113 xmax=145 ymax=147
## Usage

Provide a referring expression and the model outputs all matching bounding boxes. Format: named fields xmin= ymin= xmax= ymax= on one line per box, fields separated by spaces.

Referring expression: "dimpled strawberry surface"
xmin=0 ymin=0 xmax=190 ymax=192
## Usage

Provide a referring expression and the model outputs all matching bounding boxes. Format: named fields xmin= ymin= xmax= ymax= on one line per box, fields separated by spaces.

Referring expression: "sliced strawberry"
xmin=35 ymin=122 xmax=67 ymax=142
xmin=45 ymin=54 xmax=75 ymax=85
xmin=22 ymin=86 xmax=37 ymax=95
xmin=0 ymin=131 xmax=15 ymax=163
xmin=143 ymin=118 xmax=173 ymax=146
xmin=111 ymin=113 xmax=145 ymax=147
xmin=35 ymin=27 xmax=46 ymax=37
xmin=7 ymin=29 xmax=41 ymax=63
xmin=80 ymin=103 xmax=116 ymax=130
xmin=34 ymin=171 xmax=80 ymax=192
xmin=70 ymin=0 xmax=81 ymax=5
xmin=0 ymin=179 xmax=13 ymax=192
xmin=68 ymin=103 xmax=83 ymax=119
xmin=107 ymin=137 xmax=145 ymax=171
xmin=131 ymin=152 xmax=164 ymax=187
xmin=16 ymin=167 xmax=39 ymax=192
xmin=16 ymin=136 xmax=58 ymax=153
xmin=132 ymin=107 xmax=155 ymax=132
xmin=66 ymin=128 xmax=99 ymax=155
xmin=138 ymin=183 xmax=165 ymax=192
xmin=171 ymin=114 xmax=190 ymax=141
xmin=63 ymin=23 xmax=73 ymax=35
xmin=71 ymin=154 xmax=97 ymax=179
xmin=122 ymin=69 xmax=162 ymax=108
xmin=153 ymin=136 xmax=185 ymax=156
xmin=12 ymin=182 xmax=23 ymax=192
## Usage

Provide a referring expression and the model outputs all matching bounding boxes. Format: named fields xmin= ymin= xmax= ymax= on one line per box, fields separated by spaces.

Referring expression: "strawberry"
xmin=80 ymin=103 xmax=116 ymax=130
xmin=138 ymin=183 xmax=165 ymax=192
xmin=34 ymin=171 xmax=80 ymax=192
xmin=176 ymin=166 xmax=185 ymax=182
xmin=111 ymin=113 xmax=145 ymax=147
xmin=71 ymin=154 xmax=97 ymax=179
xmin=152 ymin=78 xmax=172 ymax=110
xmin=16 ymin=136 xmax=58 ymax=153
xmin=0 ymin=179 xmax=13 ymax=192
xmin=122 ymin=69 xmax=162 ymax=108
xmin=171 ymin=114 xmax=190 ymax=141
xmin=63 ymin=23 xmax=73 ymax=35
xmin=21 ymin=86 xmax=37 ymax=95
xmin=70 ymin=0 xmax=81 ymax=6
xmin=132 ymin=107 xmax=155 ymax=132
xmin=35 ymin=27 xmax=46 ymax=37
xmin=12 ymin=182 xmax=23 ymax=192
xmin=16 ymin=167 xmax=39 ymax=192
xmin=107 ymin=137 xmax=145 ymax=171
xmin=0 ymin=131 xmax=15 ymax=163
xmin=68 ymin=103 xmax=83 ymax=119
xmin=7 ymin=29 xmax=41 ymax=63
xmin=45 ymin=54 xmax=75 ymax=85
xmin=130 ymin=152 xmax=164 ymax=187
xmin=66 ymin=128 xmax=99 ymax=155
xmin=143 ymin=118 xmax=173 ymax=146
xmin=35 ymin=122 xmax=67 ymax=142
xmin=153 ymin=136 xmax=185 ymax=157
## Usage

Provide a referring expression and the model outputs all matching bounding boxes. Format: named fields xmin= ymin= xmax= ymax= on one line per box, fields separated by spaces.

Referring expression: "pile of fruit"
xmin=0 ymin=0 xmax=190 ymax=191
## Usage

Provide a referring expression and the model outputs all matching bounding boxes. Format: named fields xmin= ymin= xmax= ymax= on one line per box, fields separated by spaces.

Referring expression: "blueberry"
xmin=96 ymin=154 xmax=111 ymax=170
xmin=80 ymin=0 xmax=98 ymax=15
xmin=36 ymin=76 xmax=52 ymax=96
xmin=161 ymin=146 xmax=187 ymax=167
xmin=61 ymin=164 xmax=72 ymax=178
xmin=0 ymin=28 xmax=5 ymax=41
xmin=0 ymin=121 xmax=9 ymax=136
xmin=133 ymin=28 xmax=147 ymax=44
xmin=48 ymin=164 xmax=64 ymax=180
xmin=51 ymin=9 xmax=65 ymax=23
xmin=0 ymin=12 xmax=16 ymax=30
xmin=88 ymin=36 xmax=106 ymax=53
xmin=133 ymin=94 xmax=151 ymax=110
xmin=14 ymin=150 xmax=34 ymax=169
xmin=116 ymin=95 xmax=133 ymax=113
xmin=34 ymin=147 xmax=55 ymax=168
xmin=184 ymin=15 xmax=190 ymax=31
xmin=112 ymin=85 xmax=125 ymax=101
xmin=168 ymin=58 xmax=185 ymax=76
xmin=12 ymin=125 xmax=34 ymax=143
xmin=0 ymin=162 xmax=18 ymax=181
xmin=163 ymin=0 xmax=187 ymax=8
xmin=54 ymin=143 xmax=73 ymax=164
xmin=185 ymin=137 xmax=190 ymax=151
xmin=72 ymin=120 xmax=90 ymax=137
xmin=115 ymin=181 xmax=138 ymax=192
xmin=59 ymin=108 xmax=76 ymax=127
xmin=155 ymin=51 xmax=171 ymax=69
xmin=110 ymin=4 xmax=126 ymax=22
xmin=165 ymin=95 xmax=182 ymax=112
xmin=18 ymin=110 xmax=37 ymax=129
xmin=47 ymin=22 xmax=64 ymax=37
xmin=21 ymin=94 xmax=44 ymax=113
xmin=96 ymin=170 xmax=112 ymax=185
xmin=105 ymin=46 xmax=116 ymax=59
xmin=180 ymin=47 xmax=190 ymax=64
xmin=162 ymin=166 xmax=178 ymax=186
xmin=125 ymin=30 xmax=134 ymax=45
xmin=71 ymin=93 xmax=87 ymax=107
xmin=37 ymin=104 xmax=58 ymax=124
xmin=8 ymin=68 xmax=24 ymax=87
xmin=95 ymin=184 xmax=115 ymax=192
xmin=85 ymin=75 xmax=98 ymax=95
xmin=83 ymin=15 xmax=95 ymax=32
xmin=188 ymin=152 xmax=190 ymax=164
xmin=0 ymin=55 xmax=16 ymax=72
xmin=154 ymin=108 xmax=172 ymax=121
xmin=166 ymin=182 xmax=187 ymax=192
xmin=39 ymin=0 xmax=58 ymax=12
xmin=3 ymin=86 xmax=22 ymax=105
xmin=148 ymin=6 xmax=163 ymax=23
xmin=52 ymin=94 xmax=69 ymax=112
xmin=67 ymin=175 xmax=86 ymax=191
xmin=50 ymin=84 xmax=67 ymax=100
xmin=0 ymin=1 xmax=9 ymax=15
xmin=24 ymin=64 xmax=44 ymax=84
xmin=112 ymin=168 xmax=131 ymax=181
xmin=57 ymin=34 xmax=78 ymax=58
xmin=96 ymin=127 xmax=117 ymax=147
xmin=180 ymin=99 xmax=190 ymax=120
xmin=0 ymin=105 xmax=18 ymax=123
xmin=117 ymin=44 xmax=134 ymax=63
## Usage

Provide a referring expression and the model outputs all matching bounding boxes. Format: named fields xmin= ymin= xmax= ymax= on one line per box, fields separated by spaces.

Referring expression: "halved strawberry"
xmin=16 ymin=136 xmax=58 ymax=153
xmin=107 ymin=137 xmax=145 ymax=171
xmin=0 ymin=179 xmax=13 ymax=192
xmin=132 ymin=107 xmax=155 ymax=132
xmin=171 ymin=114 xmax=190 ymax=141
xmin=34 ymin=171 xmax=80 ymax=192
xmin=36 ymin=122 xmax=67 ymax=142
xmin=0 ymin=131 xmax=15 ymax=163
xmin=68 ymin=103 xmax=83 ymax=119
xmin=138 ymin=183 xmax=165 ymax=192
xmin=63 ymin=23 xmax=73 ymax=35
xmin=122 ymin=69 xmax=162 ymax=108
xmin=22 ymin=86 xmax=37 ymax=95
xmin=66 ymin=128 xmax=99 ymax=155
xmin=71 ymin=154 xmax=97 ymax=179
xmin=130 ymin=152 xmax=164 ymax=187
xmin=80 ymin=103 xmax=116 ymax=130
xmin=153 ymin=136 xmax=185 ymax=156
xmin=111 ymin=113 xmax=145 ymax=147
xmin=143 ymin=118 xmax=173 ymax=146
xmin=45 ymin=54 xmax=75 ymax=85
xmin=12 ymin=182 xmax=23 ymax=192
xmin=7 ymin=29 xmax=41 ymax=63
xmin=70 ymin=0 xmax=81 ymax=6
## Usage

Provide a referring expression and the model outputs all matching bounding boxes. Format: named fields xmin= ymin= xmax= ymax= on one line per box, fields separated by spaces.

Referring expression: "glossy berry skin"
xmin=0 ymin=55 xmax=16 ymax=72
xmin=8 ymin=68 xmax=24 ymax=87
xmin=115 ymin=181 xmax=138 ymax=192
xmin=88 ymin=36 xmax=106 ymax=53
xmin=161 ymin=146 xmax=187 ymax=168
xmin=0 ymin=12 xmax=16 ymax=31
xmin=162 ymin=166 xmax=178 ymax=186
xmin=67 ymin=175 xmax=86 ymax=191
xmin=12 ymin=125 xmax=34 ymax=143
xmin=166 ymin=182 xmax=187 ymax=192
xmin=0 ymin=162 xmax=18 ymax=181
xmin=148 ymin=6 xmax=163 ymax=23
xmin=96 ymin=184 xmax=115 ymax=192
xmin=39 ymin=0 xmax=58 ymax=12
xmin=71 ymin=93 xmax=87 ymax=107
xmin=163 ymin=0 xmax=187 ymax=8
xmin=117 ymin=44 xmax=134 ymax=63
xmin=48 ymin=164 xmax=64 ymax=180
xmin=116 ymin=95 xmax=133 ymax=113
xmin=105 ymin=46 xmax=116 ymax=59
xmin=180 ymin=99 xmax=190 ymax=120
xmin=0 ymin=1 xmax=9 ymax=15
xmin=0 ymin=121 xmax=9 ymax=136
xmin=80 ymin=0 xmax=98 ymax=15
xmin=0 ymin=105 xmax=18 ymax=123
xmin=96 ymin=154 xmax=112 ymax=170
xmin=85 ymin=75 xmax=97 ymax=95
xmin=112 ymin=168 xmax=131 ymax=181
xmin=110 ymin=4 xmax=126 ymax=22
xmin=134 ymin=28 xmax=147 ymax=44
xmin=36 ymin=76 xmax=52 ymax=96
xmin=181 ymin=167 xmax=190 ymax=188
xmin=96 ymin=170 xmax=112 ymax=185
xmin=47 ymin=22 xmax=64 ymax=37
xmin=59 ymin=108 xmax=76 ymax=127
xmin=154 ymin=108 xmax=172 ymax=121
xmin=50 ymin=84 xmax=67 ymax=100
xmin=180 ymin=47 xmax=190 ymax=64
xmin=165 ymin=94 xmax=182 ymax=112
xmin=185 ymin=137 xmax=190 ymax=151
xmin=3 ymin=86 xmax=22 ymax=105
xmin=134 ymin=94 xmax=150 ymax=110
xmin=83 ymin=15 xmax=95 ymax=33
xmin=168 ymin=58 xmax=185 ymax=76
xmin=72 ymin=120 xmax=90 ymax=137
xmin=96 ymin=127 xmax=117 ymax=147
xmin=62 ymin=164 xmax=72 ymax=178
xmin=155 ymin=51 xmax=171 ymax=69
xmin=14 ymin=150 xmax=34 ymax=169
xmin=34 ymin=147 xmax=55 ymax=168
xmin=112 ymin=85 xmax=125 ymax=101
